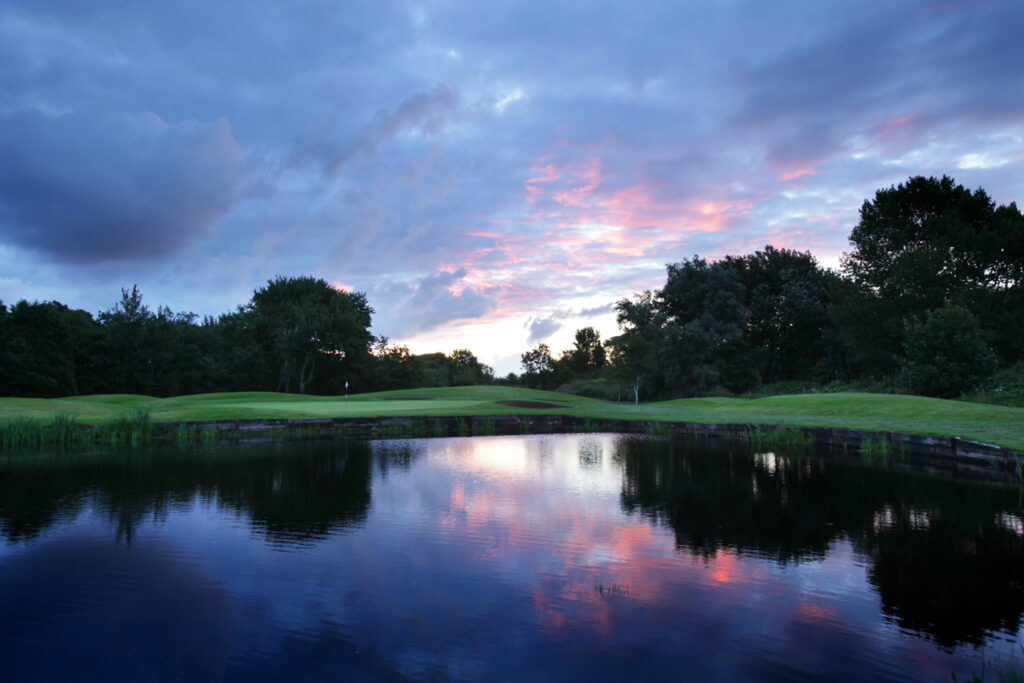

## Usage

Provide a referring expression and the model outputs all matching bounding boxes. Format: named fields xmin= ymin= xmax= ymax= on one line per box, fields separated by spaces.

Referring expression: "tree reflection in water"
xmin=0 ymin=441 xmax=390 ymax=546
xmin=618 ymin=437 xmax=1024 ymax=647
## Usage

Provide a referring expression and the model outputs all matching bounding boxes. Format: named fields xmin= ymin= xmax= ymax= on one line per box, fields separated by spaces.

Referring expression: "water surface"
xmin=1 ymin=434 xmax=1021 ymax=680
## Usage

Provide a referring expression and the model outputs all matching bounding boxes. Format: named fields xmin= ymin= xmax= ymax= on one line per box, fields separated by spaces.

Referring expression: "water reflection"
xmin=0 ymin=435 xmax=1021 ymax=680
xmin=619 ymin=439 xmax=1024 ymax=647
xmin=0 ymin=441 xmax=377 ymax=545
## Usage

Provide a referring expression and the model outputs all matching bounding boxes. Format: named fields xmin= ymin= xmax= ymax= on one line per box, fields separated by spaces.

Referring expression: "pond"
xmin=0 ymin=434 xmax=1022 ymax=681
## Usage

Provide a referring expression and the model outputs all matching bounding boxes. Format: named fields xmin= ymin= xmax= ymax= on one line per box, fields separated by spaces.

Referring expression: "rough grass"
xmin=2 ymin=386 xmax=1024 ymax=450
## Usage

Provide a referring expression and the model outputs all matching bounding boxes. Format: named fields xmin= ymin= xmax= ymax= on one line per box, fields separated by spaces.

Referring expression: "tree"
xmin=723 ymin=246 xmax=834 ymax=382
xmin=96 ymin=286 xmax=217 ymax=396
xmin=844 ymin=176 xmax=1020 ymax=303
xmin=448 ymin=349 xmax=493 ymax=386
xmin=248 ymin=276 xmax=374 ymax=394
xmin=606 ymin=291 xmax=663 ymax=402
xmin=568 ymin=327 xmax=606 ymax=373
xmin=0 ymin=278 xmax=385 ymax=398
xmin=660 ymin=258 xmax=758 ymax=394
xmin=900 ymin=305 xmax=998 ymax=398
xmin=605 ymin=333 xmax=654 ymax=404
xmin=837 ymin=175 xmax=1024 ymax=370
xmin=416 ymin=352 xmax=452 ymax=388
xmin=0 ymin=300 xmax=102 ymax=397
xmin=371 ymin=339 xmax=424 ymax=391
xmin=98 ymin=286 xmax=154 ymax=394
xmin=204 ymin=309 xmax=265 ymax=393
xmin=520 ymin=343 xmax=556 ymax=388
xmin=145 ymin=306 xmax=210 ymax=396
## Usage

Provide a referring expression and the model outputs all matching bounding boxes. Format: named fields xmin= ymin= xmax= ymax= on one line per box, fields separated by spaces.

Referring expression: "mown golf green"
xmin=3 ymin=386 xmax=1023 ymax=451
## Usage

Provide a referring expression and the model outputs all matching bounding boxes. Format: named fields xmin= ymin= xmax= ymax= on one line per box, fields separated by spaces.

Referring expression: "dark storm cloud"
xmin=0 ymin=110 xmax=242 ymax=263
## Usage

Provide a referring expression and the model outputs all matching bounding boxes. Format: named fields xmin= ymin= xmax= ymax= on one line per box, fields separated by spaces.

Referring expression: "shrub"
xmin=900 ymin=305 xmax=998 ymax=398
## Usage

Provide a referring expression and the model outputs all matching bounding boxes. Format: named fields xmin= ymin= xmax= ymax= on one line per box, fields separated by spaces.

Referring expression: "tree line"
xmin=517 ymin=175 xmax=1024 ymax=401
xmin=2 ymin=175 xmax=1022 ymax=401
xmin=0 ymin=276 xmax=492 ymax=398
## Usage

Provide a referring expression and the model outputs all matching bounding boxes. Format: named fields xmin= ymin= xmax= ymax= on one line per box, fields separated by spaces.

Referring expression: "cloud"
xmin=525 ymin=316 xmax=562 ymax=344
xmin=292 ymin=84 xmax=459 ymax=177
xmin=381 ymin=267 xmax=496 ymax=335
xmin=578 ymin=303 xmax=616 ymax=318
xmin=0 ymin=110 xmax=242 ymax=264
xmin=730 ymin=1 xmax=1024 ymax=176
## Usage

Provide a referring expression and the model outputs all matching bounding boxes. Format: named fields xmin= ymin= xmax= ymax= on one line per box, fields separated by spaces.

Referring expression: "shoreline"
xmin=134 ymin=413 xmax=1024 ymax=480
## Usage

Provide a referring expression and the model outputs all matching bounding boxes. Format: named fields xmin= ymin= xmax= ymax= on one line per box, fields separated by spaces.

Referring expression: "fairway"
xmin=3 ymin=386 xmax=1024 ymax=451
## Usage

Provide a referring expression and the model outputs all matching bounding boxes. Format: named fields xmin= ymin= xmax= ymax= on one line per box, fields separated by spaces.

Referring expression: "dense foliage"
xmin=600 ymin=247 xmax=836 ymax=400
xmin=0 ymin=277 xmax=492 ymax=397
xmin=834 ymin=175 xmax=1024 ymax=374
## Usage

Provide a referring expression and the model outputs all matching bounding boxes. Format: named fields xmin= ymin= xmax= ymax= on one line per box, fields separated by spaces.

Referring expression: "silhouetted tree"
xmin=248 ymin=276 xmax=374 ymax=394
xmin=520 ymin=343 xmax=556 ymax=389
xmin=723 ymin=246 xmax=835 ymax=382
xmin=835 ymin=175 xmax=1024 ymax=373
xmin=448 ymin=348 xmax=493 ymax=386
xmin=606 ymin=291 xmax=663 ymax=401
xmin=569 ymin=326 xmax=607 ymax=373
xmin=660 ymin=257 xmax=759 ymax=394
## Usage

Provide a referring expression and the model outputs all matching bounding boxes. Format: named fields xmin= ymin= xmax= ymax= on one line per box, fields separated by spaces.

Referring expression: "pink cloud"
xmin=525 ymin=157 xmax=563 ymax=203
xmin=781 ymin=167 xmax=818 ymax=182
xmin=396 ymin=151 xmax=791 ymax=337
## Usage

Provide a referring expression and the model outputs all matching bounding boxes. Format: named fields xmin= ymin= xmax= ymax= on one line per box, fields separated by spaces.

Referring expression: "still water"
xmin=1 ymin=434 xmax=1022 ymax=681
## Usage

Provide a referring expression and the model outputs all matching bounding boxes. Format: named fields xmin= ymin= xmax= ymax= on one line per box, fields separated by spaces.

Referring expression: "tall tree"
xmin=97 ymin=286 xmax=153 ymax=394
xmin=606 ymin=291 xmax=664 ymax=401
xmin=844 ymin=175 xmax=1020 ymax=303
xmin=836 ymin=175 xmax=1024 ymax=372
xmin=248 ymin=276 xmax=374 ymax=394
xmin=569 ymin=327 xmax=607 ymax=373
xmin=660 ymin=258 xmax=759 ymax=394
xmin=723 ymin=246 xmax=835 ymax=382
xmin=520 ymin=343 xmax=556 ymax=389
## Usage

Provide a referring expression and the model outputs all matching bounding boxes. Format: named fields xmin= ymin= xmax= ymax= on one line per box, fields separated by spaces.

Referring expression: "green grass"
xmin=2 ymin=386 xmax=1024 ymax=450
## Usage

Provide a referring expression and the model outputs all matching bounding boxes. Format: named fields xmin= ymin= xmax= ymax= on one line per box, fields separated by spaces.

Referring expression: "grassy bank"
xmin=2 ymin=386 xmax=1024 ymax=451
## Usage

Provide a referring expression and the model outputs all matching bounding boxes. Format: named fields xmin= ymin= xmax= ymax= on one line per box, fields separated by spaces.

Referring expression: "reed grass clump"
xmin=96 ymin=406 xmax=154 ymax=446
xmin=173 ymin=423 xmax=219 ymax=445
xmin=647 ymin=421 xmax=674 ymax=436
xmin=859 ymin=436 xmax=893 ymax=464
xmin=750 ymin=425 xmax=815 ymax=450
xmin=0 ymin=413 xmax=93 ymax=450
xmin=0 ymin=419 xmax=36 ymax=449
xmin=474 ymin=419 xmax=496 ymax=436
xmin=48 ymin=412 xmax=81 ymax=447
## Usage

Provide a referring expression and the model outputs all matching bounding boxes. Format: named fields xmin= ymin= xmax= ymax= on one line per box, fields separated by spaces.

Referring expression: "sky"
xmin=1 ymin=0 xmax=1023 ymax=375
